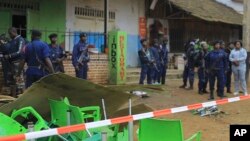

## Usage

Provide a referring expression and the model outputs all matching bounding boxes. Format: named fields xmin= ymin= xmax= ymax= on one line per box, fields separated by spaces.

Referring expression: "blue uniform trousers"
xmin=76 ymin=65 xmax=88 ymax=79
xmin=209 ymin=69 xmax=225 ymax=97
xmin=198 ymin=68 xmax=205 ymax=91
xmin=139 ymin=64 xmax=152 ymax=84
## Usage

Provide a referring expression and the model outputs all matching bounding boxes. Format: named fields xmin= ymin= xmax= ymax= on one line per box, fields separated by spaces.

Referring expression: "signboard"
xmin=108 ymin=31 xmax=127 ymax=84
xmin=139 ymin=17 xmax=147 ymax=39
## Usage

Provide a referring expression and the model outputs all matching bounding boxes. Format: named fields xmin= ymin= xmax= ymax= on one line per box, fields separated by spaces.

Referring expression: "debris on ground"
xmin=193 ymin=106 xmax=223 ymax=117
xmin=127 ymin=90 xmax=149 ymax=98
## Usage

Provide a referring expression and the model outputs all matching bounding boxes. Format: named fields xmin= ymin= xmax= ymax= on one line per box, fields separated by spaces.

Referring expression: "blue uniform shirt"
xmin=150 ymin=46 xmax=160 ymax=65
xmin=205 ymin=49 xmax=228 ymax=70
xmin=49 ymin=44 xmax=65 ymax=63
xmin=24 ymin=39 xmax=50 ymax=75
xmin=72 ymin=41 xmax=89 ymax=67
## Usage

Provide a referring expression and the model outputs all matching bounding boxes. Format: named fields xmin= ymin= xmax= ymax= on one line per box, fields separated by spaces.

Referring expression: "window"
xmin=0 ymin=0 xmax=39 ymax=11
xmin=75 ymin=7 xmax=115 ymax=20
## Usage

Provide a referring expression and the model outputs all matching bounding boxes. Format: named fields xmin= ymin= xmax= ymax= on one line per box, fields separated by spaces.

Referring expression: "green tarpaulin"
xmin=0 ymin=73 xmax=152 ymax=121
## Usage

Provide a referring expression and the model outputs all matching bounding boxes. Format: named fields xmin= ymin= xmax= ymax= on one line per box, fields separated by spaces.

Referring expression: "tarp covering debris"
xmin=0 ymin=73 xmax=152 ymax=120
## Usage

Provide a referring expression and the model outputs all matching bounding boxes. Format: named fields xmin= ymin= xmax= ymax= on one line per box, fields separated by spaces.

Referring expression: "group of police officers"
xmin=138 ymin=37 xmax=243 ymax=100
xmin=138 ymin=37 xmax=169 ymax=85
xmin=0 ymin=28 xmax=90 ymax=97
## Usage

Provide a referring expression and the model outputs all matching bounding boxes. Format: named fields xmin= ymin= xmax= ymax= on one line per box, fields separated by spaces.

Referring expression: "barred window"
xmin=75 ymin=7 xmax=115 ymax=20
xmin=0 ymin=0 xmax=39 ymax=11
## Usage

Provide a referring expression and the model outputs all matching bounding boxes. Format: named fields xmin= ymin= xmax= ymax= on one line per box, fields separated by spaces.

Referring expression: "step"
xmin=126 ymin=78 xmax=181 ymax=85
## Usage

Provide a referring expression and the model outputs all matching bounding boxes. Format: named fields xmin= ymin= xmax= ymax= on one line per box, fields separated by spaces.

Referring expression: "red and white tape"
xmin=1 ymin=95 xmax=250 ymax=141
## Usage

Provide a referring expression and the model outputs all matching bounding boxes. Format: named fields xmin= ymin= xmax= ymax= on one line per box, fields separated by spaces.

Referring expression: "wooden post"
xmin=243 ymin=0 xmax=250 ymax=83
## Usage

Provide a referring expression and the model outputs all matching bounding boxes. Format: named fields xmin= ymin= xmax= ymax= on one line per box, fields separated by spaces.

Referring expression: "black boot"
xmin=227 ymin=88 xmax=232 ymax=94
xmin=198 ymin=90 xmax=203 ymax=95
xmin=179 ymin=84 xmax=186 ymax=88
xmin=202 ymin=90 xmax=209 ymax=94
xmin=208 ymin=91 xmax=214 ymax=100
xmin=10 ymin=85 xmax=17 ymax=98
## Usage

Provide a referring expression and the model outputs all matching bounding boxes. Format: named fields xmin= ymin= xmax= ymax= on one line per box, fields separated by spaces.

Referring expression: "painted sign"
xmin=139 ymin=17 xmax=147 ymax=39
xmin=108 ymin=31 xmax=127 ymax=84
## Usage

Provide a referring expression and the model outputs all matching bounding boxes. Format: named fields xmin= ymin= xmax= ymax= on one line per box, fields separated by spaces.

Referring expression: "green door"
xmin=0 ymin=10 xmax=11 ymax=35
xmin=26 ymin=9 xmax=40 ymax=40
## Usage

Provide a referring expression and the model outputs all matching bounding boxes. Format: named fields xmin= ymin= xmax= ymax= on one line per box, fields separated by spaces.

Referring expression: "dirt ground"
xmin=110 ymin=80 xmax=250 ymax=141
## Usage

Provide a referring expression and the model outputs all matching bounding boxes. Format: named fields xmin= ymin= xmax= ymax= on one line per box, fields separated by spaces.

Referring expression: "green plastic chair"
xmin=11 ymin=106 xmax=49 ymax=131
xmin=0 ymin=113 xmax=27 ymax=136
xmin=49 ymin=98 xmax=70 ymax=127
xmin=138 ymin=118 xmax=201 ymax=141
xmin=10 ymin=107 xmax=53 ymax=141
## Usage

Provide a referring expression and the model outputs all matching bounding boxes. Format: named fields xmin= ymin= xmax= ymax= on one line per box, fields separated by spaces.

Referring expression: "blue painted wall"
xmin=73 ymin=32 xmax=140 ymax=67
xmin=127 ymin=34 xmax=140 ymax=67
xmin=74 ymin=32 xmax=104 ymax=53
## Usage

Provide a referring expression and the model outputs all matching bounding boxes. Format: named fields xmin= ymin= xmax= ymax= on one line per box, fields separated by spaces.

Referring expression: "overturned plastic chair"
xmin=11 ymin=106 xmax=50 ymax=131
xmin=10 ymin=107 xmax=53 ymax=141
xmin=0 ymin=113 xmax=27 ymax=136
xmin=138 ymin=118 xmax=201 ymax=141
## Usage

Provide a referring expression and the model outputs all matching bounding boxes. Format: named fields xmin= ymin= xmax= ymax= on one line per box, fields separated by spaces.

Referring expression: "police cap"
xmin=79 ymin=33 xmax=87 ymax=38
xmin=213 ymin=40 xmax=221 ymax=46
xmin=31 ymin=30 xmax=42 ymax=37
xmin=49 ymin=33 xmax=58 ymax=39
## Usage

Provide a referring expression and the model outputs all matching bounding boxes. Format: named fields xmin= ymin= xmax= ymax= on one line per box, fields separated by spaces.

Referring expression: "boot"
xmin=202 ymin=89 xmax=209 ymax=94
xmin=208 ymin=91 xmax=214 ymax=100
xmin=10 ymin=85 xmax=17 ymax=98
xmin=227 ymin=88 xmax=232 ymax=94
xmin=198 ymin=90 xmax=203 ymax=95
xmin=179 ymin=84 xmax=186 ymax=88
xmin=186 ymin=86 xmax=193 ymax=90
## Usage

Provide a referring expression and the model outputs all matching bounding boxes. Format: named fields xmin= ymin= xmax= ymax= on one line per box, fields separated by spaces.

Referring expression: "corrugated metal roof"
xmin=169 ymin=0 xmax=243 ymax=25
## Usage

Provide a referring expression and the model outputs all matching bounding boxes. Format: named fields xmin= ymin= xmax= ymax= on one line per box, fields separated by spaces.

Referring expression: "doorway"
xmin=12 ymin=15 xmax=27 ymax=38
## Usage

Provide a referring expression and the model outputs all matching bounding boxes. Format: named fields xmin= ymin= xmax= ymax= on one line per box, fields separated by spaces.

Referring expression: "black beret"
xmin=49 ymin=33 xmax=57 ymax=39
xmin=31 ymin=30 xmax=42 ymax=37
xmin=79 ymin=33 xmax=87 ymax=38
xmin=213 ymin=40 xmax=221 ymax=46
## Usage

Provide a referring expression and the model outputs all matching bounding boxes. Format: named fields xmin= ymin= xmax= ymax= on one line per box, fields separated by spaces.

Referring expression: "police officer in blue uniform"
xmin=17 ymin=30 xmax=54 ymax=88
xmin=225 ymin=42 xmax=234 ymax=93
xmin=72 ymin=33 xmax=90 ymax=79
xmin=150 ymin=39 xmax=161 ymax=84
xmin=180 ymin=40 xmax=193 ymax=89
xmin=48 ymin=33 xmax=66 ymax=73
xmin=197 ymin=42 xmax=209 ymax=94
xmin=206 ymin=41 xmax=228 ymax=100
xmin=159 ymin=37 xmax=169 ymax=85
xmin=138 ymin=39 xmax=154 ymax=84
xmin=185 ymin=41 xmax=196 ymax=90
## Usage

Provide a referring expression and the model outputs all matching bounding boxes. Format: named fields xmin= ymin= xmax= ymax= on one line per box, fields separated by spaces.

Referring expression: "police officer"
xmin=206 ymin=41 xmax=228 ymax=100
xmin=0 ymin=34 xmax=11 ymax=87
xmin=138 ymin=39 xmax=154 ymax=84
xmin=17 ymin=30 xmax=54 ymax=88
xmin=150 ymin=39 xmax=161 ymax=84
xmin=159 ymin=37 xmax=169 ymax=85
xmin=197 ymin=42 xmax=209 ymax=94
xmin=225 ymin=42 xmax=234 ymax=93
xmin=48 ymin=33 xmax=66 ymax=73
xmin=185 ymin=41 xmax=196 ymax=90
xmin=72 ymin=33 xmax=90 ymax=79
xmin=4 ymin=27 xmax=25 ymax=96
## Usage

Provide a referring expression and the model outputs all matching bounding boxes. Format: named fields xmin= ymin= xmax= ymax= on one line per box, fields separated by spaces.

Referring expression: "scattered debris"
xmin=193 ymin=106 xmax=222 ymax=117
xmin=127 ymin=91 xmax=149 ymax=98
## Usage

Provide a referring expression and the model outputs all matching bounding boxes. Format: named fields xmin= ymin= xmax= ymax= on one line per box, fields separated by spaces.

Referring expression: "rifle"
xmin=77 ymin=47 xmax=89 ymax=66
